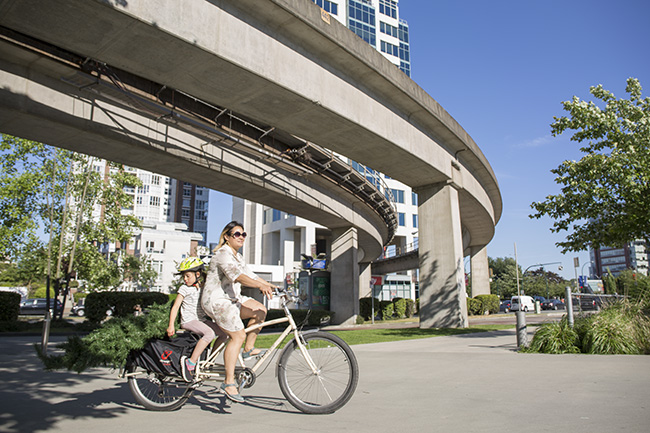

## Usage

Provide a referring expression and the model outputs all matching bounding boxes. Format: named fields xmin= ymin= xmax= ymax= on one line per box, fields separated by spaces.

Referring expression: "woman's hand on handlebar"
xmin=166 ymin=325 xmax=176 ymax=337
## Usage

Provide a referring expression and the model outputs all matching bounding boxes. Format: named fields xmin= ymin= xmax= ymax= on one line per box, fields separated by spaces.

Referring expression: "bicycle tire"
xmin=277 ymin=331 xmax=358 ymax=414
xmin=126 ymin=361 xmax=194 ymax=411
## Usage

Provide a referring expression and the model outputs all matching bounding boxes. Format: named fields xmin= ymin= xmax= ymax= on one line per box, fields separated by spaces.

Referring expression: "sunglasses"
xmin=230 ymin=231 xmax=247 ymax=238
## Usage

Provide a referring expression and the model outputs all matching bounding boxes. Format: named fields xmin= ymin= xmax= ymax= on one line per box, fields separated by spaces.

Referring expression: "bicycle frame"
xmin=195 ymin=294 xmax=319 ymax=382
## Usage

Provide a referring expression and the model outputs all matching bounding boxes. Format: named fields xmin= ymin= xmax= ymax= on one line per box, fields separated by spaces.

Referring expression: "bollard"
xmin=565 ymin=286 xmax=574 ymax=327
xmin=516 ymin=310 xmax=527 ymax=348
xmin=41 ymin=310 xmax=51 ymax=353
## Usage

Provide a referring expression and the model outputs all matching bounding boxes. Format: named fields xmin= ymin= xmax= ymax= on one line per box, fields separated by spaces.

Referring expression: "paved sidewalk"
xmin=1 ymin=327 xmax=648 ymax=433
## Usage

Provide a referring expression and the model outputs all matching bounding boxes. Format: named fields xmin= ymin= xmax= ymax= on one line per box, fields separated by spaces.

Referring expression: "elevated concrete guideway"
xmin=0 ymin=0 xmax=502 ymax=327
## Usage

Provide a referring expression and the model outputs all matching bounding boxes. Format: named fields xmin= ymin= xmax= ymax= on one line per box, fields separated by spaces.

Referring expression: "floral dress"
xmin=201 ymin=245 xmax=258 ymax=331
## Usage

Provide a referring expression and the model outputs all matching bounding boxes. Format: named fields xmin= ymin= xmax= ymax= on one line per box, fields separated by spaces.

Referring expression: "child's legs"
xmin=181 ymin=320 xmax=215 ymax=363
xmin=240 ymin=298 xmax=267 ymax=352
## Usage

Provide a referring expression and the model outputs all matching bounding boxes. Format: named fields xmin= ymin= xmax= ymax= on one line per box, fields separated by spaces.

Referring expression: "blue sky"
xmin=209 ymin=0 xmax=650 ymax=280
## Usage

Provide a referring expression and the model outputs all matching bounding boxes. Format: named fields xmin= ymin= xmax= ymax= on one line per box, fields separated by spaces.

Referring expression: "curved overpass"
xmin=0 ymin=0 xmax=501 ymax=327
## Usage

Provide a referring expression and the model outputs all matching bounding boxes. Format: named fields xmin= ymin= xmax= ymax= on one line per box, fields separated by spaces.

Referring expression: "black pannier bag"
xmin=127 ymin=333 xmax=199 ymax=377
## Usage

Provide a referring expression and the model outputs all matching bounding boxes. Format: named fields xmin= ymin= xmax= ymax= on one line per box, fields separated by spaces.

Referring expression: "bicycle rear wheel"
xmin=126 ymin=361 xmax=194 ymax=411
xmin=277 ymin=331 xmax=358 ymax=414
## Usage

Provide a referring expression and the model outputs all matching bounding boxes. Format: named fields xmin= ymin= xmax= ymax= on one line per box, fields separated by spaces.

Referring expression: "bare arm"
xmin=167 ymin=294 xmax=184 ymax=337
xmin=235 ymin=274 xmax=276 ymax=299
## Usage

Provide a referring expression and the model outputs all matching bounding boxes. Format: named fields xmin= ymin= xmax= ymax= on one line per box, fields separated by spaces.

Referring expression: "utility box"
xmin=298 ymin=270 xmax=330 ymax=310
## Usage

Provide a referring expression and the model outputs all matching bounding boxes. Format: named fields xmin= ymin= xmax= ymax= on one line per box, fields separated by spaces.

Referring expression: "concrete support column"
xmin=359 ymin=262 xmax=372 ymax=299
xmin=329 ymin=227 xmax=360 ymax=325
xmin=416 ymin=181 xmax=468 ymax=328
xmin=470 ymin=245 xmax=490 ymax=296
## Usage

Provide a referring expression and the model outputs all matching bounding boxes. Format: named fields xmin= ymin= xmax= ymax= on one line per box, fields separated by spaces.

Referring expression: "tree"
xmin=0 ymin=135 xmax=143 ymax=291
xmin=530 ymin=78 xmax=650 ymax=253
xmin=488 ymin=257 xmax=523 ymax=299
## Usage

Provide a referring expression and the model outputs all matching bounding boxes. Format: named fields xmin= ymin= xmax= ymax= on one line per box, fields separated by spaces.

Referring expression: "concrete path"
xmin=1 ymin=327 xmax=648 ymax=433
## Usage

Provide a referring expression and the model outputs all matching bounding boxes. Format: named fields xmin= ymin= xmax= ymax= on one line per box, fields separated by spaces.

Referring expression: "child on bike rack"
xmin=167 ymin=257 xmax=226 ymax=382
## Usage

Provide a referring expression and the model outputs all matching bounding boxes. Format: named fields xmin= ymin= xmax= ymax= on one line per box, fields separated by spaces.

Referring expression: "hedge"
xmin=467 ymin=294 xmax=500 ymax=315
xmin=359 ymin=297 xmax=381 ymax=320
xmin=0 ymin=292 xmax=20 ymax=322
xmin=85 ymin=292 xmax=170 ymax=323
xmin=379 ymin=300 xmax=394 ymax=319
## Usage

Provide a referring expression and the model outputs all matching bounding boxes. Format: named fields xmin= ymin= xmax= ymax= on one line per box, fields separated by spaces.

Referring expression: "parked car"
xmin=71 ymin=298 xmax=113 ymax=317
xmin=533 ymin=296 xmax=547 ymax=305
xmin=499 ymin=300 xmax=512 ymax=313
xmin=19 ymin=298 xmax=63 ymax=315
xmin=541 ymin=298 xmax=565 ymax=310
xmin=573 ymin=295 xmax=602 ymax=311
xmin=511 ymin=295 xmax=535 ymax=312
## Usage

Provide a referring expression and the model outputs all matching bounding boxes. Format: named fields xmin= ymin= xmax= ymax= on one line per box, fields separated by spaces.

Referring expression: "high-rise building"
xmin=233 ymin=0 xmax=417 ymax=301
xmin=314 ymin=0 xmax=411 ymax=77
xmin=90 ymin=159 xmax=208 ymax=292
xmin=590 ymin=240 xmax=649 ymax=278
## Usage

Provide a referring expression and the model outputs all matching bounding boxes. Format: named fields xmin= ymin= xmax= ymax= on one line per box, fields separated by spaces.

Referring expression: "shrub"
xmin=359 ymin=297 xmax=380 ymax=320
xmin=525 ymin=317 xmax=580 ymax=354
xmin=85 ymin=292 xmax=170 ymax=323
xmin=466 ymin=297 xmax=482 ymax=315
xmin=581 ymin=302 xmax=648 ymax=354
xmin=32 ymin=286 xmax=56 ymax=299
xmin=379 ymin=300 xmax=394 ymax=319
xmin=393 ymin=298 xmax=407 ymax=318
xmin=404 ymin=298 xmax=415 ymax=317
xmin=0 ymin=292 xmax=20 ymax=321
xmin=475 ymin=294 xmax=500 ymax=314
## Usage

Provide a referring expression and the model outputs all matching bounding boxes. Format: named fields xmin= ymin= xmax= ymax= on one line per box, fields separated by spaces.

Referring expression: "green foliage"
xmin=403 ymin=298 xmax=415 ymax=318
xmin=392 ymin=298 xmax=407 ymax=318
xmin=474 ymin=294 xmax=500 ymax=314
xmin=526 ymin=300 xmax=650 ymax=354
xmin=467 ymin=297 xmax=482 ymax=315
xmin=379 ymin=301 xmax=394 ymax=320
xmin=37 ymin=302 xmax=172 ymax=372
xmin=32 ymin=286 xmax=56 ymax=299
xmin=525 ymin=317 xmax=580 ymax=354
xmin=530 ymin=78 xmax=650 ymax=253
xmin=581 ymin=302 xmax=650 ymax=354
xmin=0 ymin=292 xmax=20 ymax=321
xmin=85 ymin=291 xmax=169 ymax=323
xmin=359 ymin=297 xmax=380 ymax=320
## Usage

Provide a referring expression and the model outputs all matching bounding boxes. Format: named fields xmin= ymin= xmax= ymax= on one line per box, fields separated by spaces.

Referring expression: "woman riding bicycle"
xmin=201 ymin=221 xmax=277 ymax=403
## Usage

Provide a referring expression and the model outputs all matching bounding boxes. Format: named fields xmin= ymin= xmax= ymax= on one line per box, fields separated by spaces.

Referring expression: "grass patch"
xmin=253 ymin=324 xmax=512 ymax=348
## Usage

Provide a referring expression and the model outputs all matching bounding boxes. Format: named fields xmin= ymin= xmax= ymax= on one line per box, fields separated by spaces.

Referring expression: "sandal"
xmin=220 ymin=382 xmax=244 ymax=403
xmin=242 ymin=348 xmax=267 ymax=360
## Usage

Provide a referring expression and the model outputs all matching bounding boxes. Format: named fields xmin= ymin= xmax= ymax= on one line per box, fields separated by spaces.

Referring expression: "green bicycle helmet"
xmin=176 ymin=257 xmax=205 ymax=274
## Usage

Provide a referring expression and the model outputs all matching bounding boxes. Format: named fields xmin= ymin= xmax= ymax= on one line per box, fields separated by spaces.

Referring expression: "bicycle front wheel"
xmin=277 ymin=331 xmax=358 ymax=414
xmin=126 ymin=361 xmax=194 ymax=411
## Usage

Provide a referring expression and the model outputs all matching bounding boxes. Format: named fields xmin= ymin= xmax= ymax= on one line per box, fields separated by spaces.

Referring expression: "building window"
xmin=183 ymin=188 xmax=192 ymax=197
xmin=182 ymin=209 xmax=191 ymax=218
xmin=136 ymin=196 xmax=143 ymax=205
xmin=388 ymin=188 xmax=404 ymax=203
xmin=195 ymin=210 xmax=207 ymax=221
xmin=272 ymin=209 xmax=282 ymax=222
xmin=412 ymin=192 xmax=418 ymax=206
xmin=413 ymin=214 xmax=418 ymax=228
xmin=398 ymin=212 xmax=405 ymax=226
xmin=380 ymin=21 xmax=399 ymax=38
xmin=379 ymin=0 xmax=397 ymax=19
xmin=196 ymin=189 xmax=203 ymax=196
xmin=380 ymin=40 xmax=399 ymax=57
xmin=311 ymin=0 xmax=338 ymax=15
xmin=348 ymin=0 xmax=376 ymax=46
xmin=151 ymin=175 xmax=160 ymax=185
xmin=149 ymin=196 xmax=160 ymax=206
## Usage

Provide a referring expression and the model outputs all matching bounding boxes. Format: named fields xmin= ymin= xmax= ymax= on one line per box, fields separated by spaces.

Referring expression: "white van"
xmin=511 ymin=296 xmax=535 ymax=312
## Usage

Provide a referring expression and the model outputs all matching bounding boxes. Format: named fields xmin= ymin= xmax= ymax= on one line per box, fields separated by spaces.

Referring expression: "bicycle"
xmin=123 ymin=288 xmax=359 ymax=414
